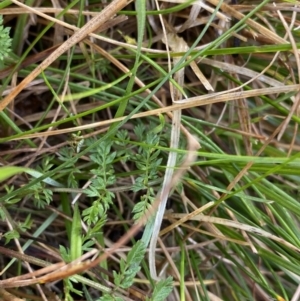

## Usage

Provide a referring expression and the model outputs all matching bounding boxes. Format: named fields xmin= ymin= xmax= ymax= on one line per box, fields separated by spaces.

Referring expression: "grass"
xmin=0 ymin=0 xmax=299 ymax=300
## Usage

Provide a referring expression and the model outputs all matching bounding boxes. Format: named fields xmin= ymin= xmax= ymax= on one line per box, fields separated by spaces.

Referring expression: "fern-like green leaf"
xmin=149 ymin=277 xmax=173 ymax=301
xmin=0 ymin=16 xmax=11 ymax=61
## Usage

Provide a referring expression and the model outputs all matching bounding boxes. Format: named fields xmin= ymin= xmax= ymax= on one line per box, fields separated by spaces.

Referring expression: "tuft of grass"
xmin=0 ymin=1 xmax=299 ymax=301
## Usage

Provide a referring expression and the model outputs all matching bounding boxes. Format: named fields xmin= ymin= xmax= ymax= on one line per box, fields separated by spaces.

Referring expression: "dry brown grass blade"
xmin=0 ymin=246 xmax=57 ymax=269
xmin=148 ymin=12 xmax=187 ymax=281
xmin=144 ymin=13 xmax=202 ymax=282
xmin=8 ymin=84 xmax=299 ymax=141
xmin=0 ymin=248 xmax=99 ymax=288
xmin=0 ymin=288 xmax=25 ymax=301
xmin=165 ymin=213 xmax=300 ymax=253
xmin=275 ymin=5 xmax=300 ymax=142
xmin=0 ymin=262 xmax=64 ymax=288
xmin=0 ymin=7 xmax=108 ymax=16
xmin=160 ymin=201 xmax=215 ymax=236
xmin=207 ymin=0 xmax=294 ymax=46
xmin=163 ymin=32 xmax=213 ymax=91
xmin=0 ymin=0 xmax=133 ymax=112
